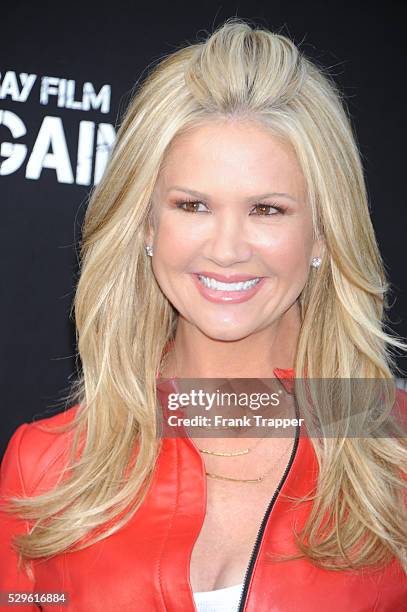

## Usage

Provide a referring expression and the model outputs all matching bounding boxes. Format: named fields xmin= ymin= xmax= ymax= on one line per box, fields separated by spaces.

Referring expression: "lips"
xmin=191 ymin=273 xmax=266 ymax=304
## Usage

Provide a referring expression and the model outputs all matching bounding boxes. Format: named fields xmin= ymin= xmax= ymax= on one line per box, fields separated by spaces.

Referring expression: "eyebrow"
xmin=168 ymin=186 xmax=298 ymax=203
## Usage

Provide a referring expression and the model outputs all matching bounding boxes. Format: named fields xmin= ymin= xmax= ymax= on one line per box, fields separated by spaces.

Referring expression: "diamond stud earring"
xmin=145 ymin=245 xmax=153 ymax=257
xmin=311 ymin=256 xmax=322 ymax=269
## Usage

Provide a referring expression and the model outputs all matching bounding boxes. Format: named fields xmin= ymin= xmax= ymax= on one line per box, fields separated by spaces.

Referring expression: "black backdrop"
xmin=1 ymin=1 xmax=406 ymax=457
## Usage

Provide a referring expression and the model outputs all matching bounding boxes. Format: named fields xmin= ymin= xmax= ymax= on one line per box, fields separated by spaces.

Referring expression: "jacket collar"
xmin=272 ymin=367 xmax=295 ymax=393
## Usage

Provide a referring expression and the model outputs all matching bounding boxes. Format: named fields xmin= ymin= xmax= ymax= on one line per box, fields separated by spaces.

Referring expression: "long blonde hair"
xmin=4 ymin=18 xmax=407 ymax=578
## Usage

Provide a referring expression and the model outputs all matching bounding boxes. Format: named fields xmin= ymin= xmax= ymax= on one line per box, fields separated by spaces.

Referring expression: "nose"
xmin=204 ymin=212 xmax=252 ymax=267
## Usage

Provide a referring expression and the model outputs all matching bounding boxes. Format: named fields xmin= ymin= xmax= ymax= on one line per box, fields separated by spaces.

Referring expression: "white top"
xmin=193 ymin=583 xmax=244 ymax=612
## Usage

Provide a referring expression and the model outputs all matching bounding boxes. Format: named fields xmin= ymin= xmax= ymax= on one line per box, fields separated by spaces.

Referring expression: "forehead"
xmin=156 ymin=120 xmax=306 ymax=200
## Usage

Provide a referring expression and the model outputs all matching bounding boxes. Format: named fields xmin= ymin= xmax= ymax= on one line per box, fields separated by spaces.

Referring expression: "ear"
xmin=144 ymin=213 xmax=156 ymax=249
xmin=144 ymin=223 xmax=154 ymax=247
xmin=311 ymin=237 xmax=325 ymax=261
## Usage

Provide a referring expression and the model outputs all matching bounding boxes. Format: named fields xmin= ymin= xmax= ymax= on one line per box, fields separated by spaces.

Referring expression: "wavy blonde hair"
xmin=4 ymin=18 xmax=407 ymax=579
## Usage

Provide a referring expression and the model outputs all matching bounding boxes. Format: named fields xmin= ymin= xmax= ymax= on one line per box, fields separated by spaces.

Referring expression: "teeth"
xmin=198 ymin=275 xmax=260 ymax=291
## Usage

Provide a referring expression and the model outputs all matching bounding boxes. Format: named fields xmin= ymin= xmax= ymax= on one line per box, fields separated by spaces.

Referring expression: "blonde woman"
xmin=1 ymin=19 xmax=406 ymax=612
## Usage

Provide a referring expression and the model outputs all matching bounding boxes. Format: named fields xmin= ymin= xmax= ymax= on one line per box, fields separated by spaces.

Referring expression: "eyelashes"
xmin=252 ymin=203 xmax=285 ymax=216
xmin=175 ymin=200 xmax=207 ymax=213
xmin=174 ymin=199 xmax=286 ymax=216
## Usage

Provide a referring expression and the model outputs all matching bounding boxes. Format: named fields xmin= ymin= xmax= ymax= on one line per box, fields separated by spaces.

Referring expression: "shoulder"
xmin=1 ymin=405 xmax=80 ymax=499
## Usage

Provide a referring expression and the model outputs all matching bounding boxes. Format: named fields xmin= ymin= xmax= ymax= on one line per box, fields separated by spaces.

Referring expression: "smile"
xmin=197 ymin=275 xmax=261 ymax=292
xmin=192 ymin=273 xmax=266 ymax=304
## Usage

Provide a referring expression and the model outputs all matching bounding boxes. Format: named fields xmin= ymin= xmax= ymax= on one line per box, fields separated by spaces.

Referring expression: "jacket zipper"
xmin=236 ymin=423 xmax=300 ymax=612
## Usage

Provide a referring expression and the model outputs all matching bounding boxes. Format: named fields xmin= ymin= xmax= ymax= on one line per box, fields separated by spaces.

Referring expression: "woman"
xmin=1 ymin=18 xmax=406 ymax=612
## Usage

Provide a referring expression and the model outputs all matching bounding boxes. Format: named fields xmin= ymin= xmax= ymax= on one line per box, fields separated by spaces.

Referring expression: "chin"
xmin=194 ymin=320 xmax=255 ymax=343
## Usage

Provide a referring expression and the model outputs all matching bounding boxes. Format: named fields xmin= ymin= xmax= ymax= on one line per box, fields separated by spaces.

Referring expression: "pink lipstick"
xmin=191 ymin=272 xmax=266 ymax=304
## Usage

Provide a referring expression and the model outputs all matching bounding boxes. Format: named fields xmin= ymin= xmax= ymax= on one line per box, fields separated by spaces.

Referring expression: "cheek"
xmin=155 ymin=215 xmax=185 ymax=259
xmin=153 ymin=213 xmax=206 ymax=263
xmin=258 ymin=230 xmax=313 ymax=315
xmin=152 ymin=215 xmax=199 ymax=283
xmin=258 ymin=225 xmax=314 ymax=276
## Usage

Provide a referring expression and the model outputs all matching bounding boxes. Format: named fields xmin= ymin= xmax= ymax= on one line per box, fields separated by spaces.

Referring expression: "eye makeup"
xmin=173 ymin=199 xmax=287 ymax=216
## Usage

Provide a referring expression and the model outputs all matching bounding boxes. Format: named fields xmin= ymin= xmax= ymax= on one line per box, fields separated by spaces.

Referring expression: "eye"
xmin=175 ymin=200 xmax=209 ymax=213
xmin=250 ymin=203 xmax=285 ymax=216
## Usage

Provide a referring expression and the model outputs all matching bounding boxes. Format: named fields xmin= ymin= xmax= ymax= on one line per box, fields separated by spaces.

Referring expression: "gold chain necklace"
xmin=197 ymin=437 xmax=265 ymax=456
xmin=158 ymin=342 xmax=293 ymax=482
xmin=204 ymin=439 xmax=293 ymax=483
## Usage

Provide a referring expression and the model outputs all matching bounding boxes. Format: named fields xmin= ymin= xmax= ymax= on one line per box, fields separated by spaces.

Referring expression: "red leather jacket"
xmin=1 ymin=369 xmax=406 ymax=611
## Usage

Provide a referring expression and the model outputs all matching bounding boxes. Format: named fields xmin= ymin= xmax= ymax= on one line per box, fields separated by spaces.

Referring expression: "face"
xmin=147 ymin=120 xmax=321 ymax=341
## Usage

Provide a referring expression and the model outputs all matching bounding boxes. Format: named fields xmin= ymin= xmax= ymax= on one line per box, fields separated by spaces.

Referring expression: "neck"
xmin=161 ymin=301 xmax=300 ymax=378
